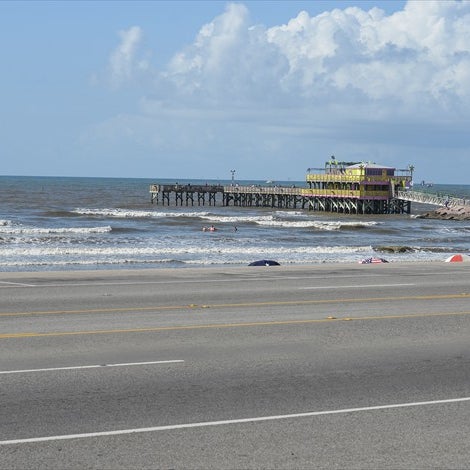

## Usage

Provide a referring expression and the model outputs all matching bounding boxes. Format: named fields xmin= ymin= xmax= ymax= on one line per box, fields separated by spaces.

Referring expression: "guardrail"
xmin=397 ymin=190 xmax=470 ymax=207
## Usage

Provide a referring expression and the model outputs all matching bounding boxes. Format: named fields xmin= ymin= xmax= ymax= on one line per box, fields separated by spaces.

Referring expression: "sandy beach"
xmin=0 ymin=258 xmax=468 ymax=283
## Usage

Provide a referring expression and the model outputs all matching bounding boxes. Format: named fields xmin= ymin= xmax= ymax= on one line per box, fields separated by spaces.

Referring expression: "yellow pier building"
xmin=304 ymin=159 xmax=413 ymax=213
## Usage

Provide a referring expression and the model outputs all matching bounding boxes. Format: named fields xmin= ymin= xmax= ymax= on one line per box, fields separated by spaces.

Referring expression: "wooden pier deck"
xmin=149 ymin=183 xmax=411 ymax=214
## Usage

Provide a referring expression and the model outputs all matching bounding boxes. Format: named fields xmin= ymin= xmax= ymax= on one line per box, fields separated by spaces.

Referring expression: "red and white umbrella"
xmin=445 ymin=254 xmax=469 ymax=262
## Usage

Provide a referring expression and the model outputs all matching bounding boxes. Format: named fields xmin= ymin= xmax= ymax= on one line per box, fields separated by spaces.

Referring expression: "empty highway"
xmin=1 ymin=263 xmax=470 ymax=468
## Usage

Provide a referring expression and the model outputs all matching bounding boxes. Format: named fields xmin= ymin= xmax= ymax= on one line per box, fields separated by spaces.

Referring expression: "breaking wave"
xmin=199 ymin=213 xmax=380 ymax=230
xmin=255 ymin=220 xmax=380 ymax=230
xmin=0 ymin=226 xmax=112 ymax=235
xmin=73 ymin=208 xmax=210 ymax=218
xmin=0 ymin=243 xmax=375 ymax=269
xmin=199 ymin=214 xmax=273 ymax=224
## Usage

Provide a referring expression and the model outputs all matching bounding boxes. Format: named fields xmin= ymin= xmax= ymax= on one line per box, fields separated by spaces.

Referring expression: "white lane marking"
xmin=0 ymin=274 xmax=384 ymax=289
xmin=298 ymin=283 xmax=415 ymax=290
xmin=0 ymin=281 xmax=37 ymax=287
xmin=0 ymin=360 xmax=184 ymax=375
xmin=1 ymin=396 xmax=469 ymax=445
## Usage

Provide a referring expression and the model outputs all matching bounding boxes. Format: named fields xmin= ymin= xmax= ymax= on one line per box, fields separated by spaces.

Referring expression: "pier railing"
xmin=397 ymin=190 xmax=470 ymax=207
xmin=150 ymin=184 xmax=392 ymax=202
xmin=223 ymin=185 xmax=301 ymax=195
xmin=306 ymin=173 xmax=409 ymax=185
xmin=223 ymin=185 xmax=389 ymax=199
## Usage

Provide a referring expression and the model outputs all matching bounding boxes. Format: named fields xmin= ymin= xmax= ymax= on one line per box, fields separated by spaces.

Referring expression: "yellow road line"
xmin=1 ymin=309 xmax=470 ymax=339
xmin=1 ymin=293 xmax=469 ymax=318
xmin=0 ymin=304 xmax=186 ymax=317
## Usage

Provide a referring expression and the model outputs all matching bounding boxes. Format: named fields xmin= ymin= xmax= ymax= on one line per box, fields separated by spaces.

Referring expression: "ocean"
xmin=1 ymin=175 xmax=470 ymax=271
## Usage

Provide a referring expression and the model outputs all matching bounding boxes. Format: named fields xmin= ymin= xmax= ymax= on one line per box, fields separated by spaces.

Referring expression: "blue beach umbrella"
xmin=249 ymin=260 xmax=281 ymax=266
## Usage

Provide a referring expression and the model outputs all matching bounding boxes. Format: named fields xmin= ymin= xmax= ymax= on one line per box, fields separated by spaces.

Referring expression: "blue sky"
xmin=1 ymin=1 xmax=469 ymax=183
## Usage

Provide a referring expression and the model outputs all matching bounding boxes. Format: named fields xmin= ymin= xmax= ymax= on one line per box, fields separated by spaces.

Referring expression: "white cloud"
xmin=265 ymin=1 xmax=470 ymax=109
xmin=164 ymin=3 xmax=286 ymax=102
xmin=143 ymin=0 xmax=470 ymax=113
xmin=108 ymin=26 xmax=147 ymax=88
xmin=95 ymin=1 xmax=470 ymax=181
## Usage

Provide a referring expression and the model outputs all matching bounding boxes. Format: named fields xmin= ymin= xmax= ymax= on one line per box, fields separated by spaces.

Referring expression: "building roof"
xmin=346 ymin=162 xmax=395 ymax=170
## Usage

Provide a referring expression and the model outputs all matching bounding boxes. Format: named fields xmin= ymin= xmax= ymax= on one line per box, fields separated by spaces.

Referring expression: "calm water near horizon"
xmin=1 ymin=175 xmax=470 ymax=272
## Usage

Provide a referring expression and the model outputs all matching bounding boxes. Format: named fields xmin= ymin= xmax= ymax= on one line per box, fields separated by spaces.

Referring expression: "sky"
xmin=1 ymin=1 xmax=469 ymax=184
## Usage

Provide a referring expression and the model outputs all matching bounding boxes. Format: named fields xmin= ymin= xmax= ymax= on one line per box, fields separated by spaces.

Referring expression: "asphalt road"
xmin=1 ymin=263 xmax=470 ymax=469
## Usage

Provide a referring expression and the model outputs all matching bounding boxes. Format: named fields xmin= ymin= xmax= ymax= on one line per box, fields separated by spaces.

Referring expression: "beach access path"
xmin=1 ymin=263 xmax=470 ymax=469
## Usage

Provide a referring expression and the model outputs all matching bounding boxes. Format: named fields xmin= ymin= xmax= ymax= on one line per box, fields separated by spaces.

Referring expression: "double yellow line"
xmin=1 ymin=292 xmax=469 ymax=318
xmin=1 ymin=298 xmax=470 ymax=340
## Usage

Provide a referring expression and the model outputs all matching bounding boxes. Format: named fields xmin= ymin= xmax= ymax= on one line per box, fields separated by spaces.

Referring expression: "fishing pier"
xmin=150 ymin=184 xmax=310 ymax=209
xmin=150 ymin=160 xmax=416 ymax=215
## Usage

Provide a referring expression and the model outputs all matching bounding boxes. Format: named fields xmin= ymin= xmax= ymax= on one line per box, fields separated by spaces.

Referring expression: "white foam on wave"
xmin=0 ymin=226 xmax=112 ymax=235
xmin=0 ymin=241 xmax=454 ymax=268
xmin=199 ymin=214 xmax=274 ymax=224
xmin=437 ymin=226 xmax=470 ymax=234
xmin=0 ymin=243 xmax=374 ymax=268
xmin=73 ymin=208 xmax=210 ymax=218
xmin=274 ymin=211 xmax=306 ymax=218
xmin=71 ymin=208 xmax=379 ymax=233
xmin=0 ymin=244 xmax=373 ymax=258
xmin=256 ymin=219 xmax=379 ymax=230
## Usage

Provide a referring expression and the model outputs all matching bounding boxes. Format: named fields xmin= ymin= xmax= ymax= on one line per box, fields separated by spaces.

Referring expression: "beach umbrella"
xmin=359 ymin=257 xmax=389 ymax=264
xmin=249 ymin=260 xmax=281 ymax=266
xmin=444 ymin=254 xmax=469 ymax=262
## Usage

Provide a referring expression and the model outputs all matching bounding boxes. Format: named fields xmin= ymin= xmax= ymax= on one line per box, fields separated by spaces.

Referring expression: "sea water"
xmin=1 ymin=175 xmax=469 ymax=271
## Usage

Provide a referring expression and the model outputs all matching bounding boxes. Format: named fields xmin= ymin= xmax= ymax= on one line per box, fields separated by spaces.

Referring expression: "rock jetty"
xmin=417 ymin=205 xmax=470 ymax=220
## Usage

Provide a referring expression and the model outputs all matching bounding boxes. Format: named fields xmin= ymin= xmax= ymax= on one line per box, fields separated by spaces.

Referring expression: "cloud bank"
xmin=162 ymin=1 xmax=470 ymax=108
xmin=97 ymin=1 xmax=470 ymax=181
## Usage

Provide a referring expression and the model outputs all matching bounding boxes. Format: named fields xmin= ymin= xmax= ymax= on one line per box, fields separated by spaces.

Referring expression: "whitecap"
xmin=255 ymin=219 xmax=379 ymax=230
xmin=0 ymin=226 xmax=112 ymax=235
xmin=199 ymin=214 xmax=274 ymax=224
xmin=73 ymin=208 xmax=210 ymax=218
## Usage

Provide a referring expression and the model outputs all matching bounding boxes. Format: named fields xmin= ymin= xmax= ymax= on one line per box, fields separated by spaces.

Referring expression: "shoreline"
xmin=1 ymin=259 xmax=468 ymax=280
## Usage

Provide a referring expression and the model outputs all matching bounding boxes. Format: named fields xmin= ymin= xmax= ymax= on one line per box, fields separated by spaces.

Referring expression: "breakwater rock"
xmin=375 ymin=245 xmax=416 ymax=253
xmin=416 ymin=205 xmax=470 ymax=220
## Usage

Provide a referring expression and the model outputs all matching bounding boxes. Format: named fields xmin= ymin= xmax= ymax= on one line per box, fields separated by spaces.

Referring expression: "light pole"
xmin=230 ymin=169 xmax=236 ymax=185
xmin=408 ymin=164 xmax=415 ymax=189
